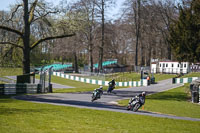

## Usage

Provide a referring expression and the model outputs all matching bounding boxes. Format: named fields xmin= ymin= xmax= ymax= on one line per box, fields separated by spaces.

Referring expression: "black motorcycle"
xmin=91 ymin=88 xmax=103 ymax=102
xmin=127 ymin=96 xmax=144 ymax=112
xmin=107 ymin=82 xmax=115 ymax=93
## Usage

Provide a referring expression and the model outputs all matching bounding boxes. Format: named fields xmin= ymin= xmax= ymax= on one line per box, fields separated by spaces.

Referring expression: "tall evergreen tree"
xmin=169 ymin=0 xmax=200 ymax=63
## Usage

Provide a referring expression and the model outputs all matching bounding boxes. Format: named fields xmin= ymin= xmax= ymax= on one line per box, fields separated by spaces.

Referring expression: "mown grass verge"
xmin=153 ymin=73 xmax=176 ymax=82
xmin=0 ymin=68 xmax=22 ymax=77
xmin=0 ymin=95 xmax=199 ymax=133
xmin=118 ymin=84 xmax=200 ymax=118
xmin=37 ymin=75 xmax=123 ymax=93
xmin=104 ymin=72 xmax=176 ymax=82
xmin=182 ymin=72 xmax=200 ymax=78
xmin=39 ymin=73 xmax=175 ymax=93
xmin=68 ymin=72 xmax=176 ymax=82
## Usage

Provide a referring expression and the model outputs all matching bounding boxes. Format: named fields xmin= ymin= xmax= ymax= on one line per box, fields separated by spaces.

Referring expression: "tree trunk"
xmin=167 ymin=42 xmax=171 ymax=60
xmin=89 ymin=26 xmax=93 ymax=72
xmin=147 ymin=42 xmax=152 ymax=66
xmin=98 ymin=0 xmax=104 ymax=73
xmin=74 ymin=51 xmax=79 ymax=73
xmin=134 ymin=0 xmax=141 ymax=67
xmin=89 ymin=44 xmax=93 ymax=72
xmin=140 ymin=40 xmax=145 ymax=66
xmin=23 ymin=0 xmax=31 ymax=82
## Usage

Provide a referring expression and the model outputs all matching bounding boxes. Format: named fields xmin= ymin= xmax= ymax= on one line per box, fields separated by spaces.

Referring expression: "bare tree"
xmin=94 ymin=0 xmax=115 ymax=72
xmin=70 ymin=0 xmax=98 ymax=72
xmin=0 ymin=0 xmax=75 ymax=81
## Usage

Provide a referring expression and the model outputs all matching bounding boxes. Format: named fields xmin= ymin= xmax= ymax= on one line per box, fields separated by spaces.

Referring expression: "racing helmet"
xmin=142 ymin=91 xmax=146 ymax=96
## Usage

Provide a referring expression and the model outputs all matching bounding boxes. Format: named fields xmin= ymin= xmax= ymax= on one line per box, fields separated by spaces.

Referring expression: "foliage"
xmin=169 ymin=0 xmax=200 ymax=63
xmin=0 ymin=0 xmax=75 ymax=75
xmin=118 ymin=84 xmax=200 ymax=118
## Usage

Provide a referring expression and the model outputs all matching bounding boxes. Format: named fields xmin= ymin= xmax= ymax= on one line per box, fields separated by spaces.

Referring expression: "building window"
xmin=172 ymin=64 xmax=174 ymax=67
xmin=184 ymin=64 xmax=187 ymax=68
xmin=166 ymin=64 xmax=168 ymax=67
xmin=160 ymin=64 xmax=161 ymax=67
xmin=163 ymin=63 xmax=165 ymax=67
xmin=178 ymin=64 xmax=179 ymax=67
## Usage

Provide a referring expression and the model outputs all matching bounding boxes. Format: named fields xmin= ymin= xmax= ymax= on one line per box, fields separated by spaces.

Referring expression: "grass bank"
xmin=118 ymin=84 xmax=200 ymax=118
xmin=103 ymin=72 xmax=176 ymax=82
xmin=0 ymin=68 xmax=22 ymax=77
xmin=182 ymin=72 xmax=200 ymax=78
xmin=67 ymin=72 xmax=176 ymax=82
xmin=0 ymin=96 xmax=199 ymax=133
xmin=37 ymin=75 xmax=123 ymax=93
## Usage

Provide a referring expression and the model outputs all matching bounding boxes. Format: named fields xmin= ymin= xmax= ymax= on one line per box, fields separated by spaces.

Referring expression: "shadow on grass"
xmin=146 ymin=92 xmax=190 ymax=102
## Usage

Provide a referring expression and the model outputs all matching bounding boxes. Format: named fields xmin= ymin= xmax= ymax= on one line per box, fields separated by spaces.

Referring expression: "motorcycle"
xmin=91 ymin=88 xmax=103 ymax=102
xmin=127 ymin=96 xmax=143 ymax=112
xmin=107 ymin=83 xmax=115 ymax=93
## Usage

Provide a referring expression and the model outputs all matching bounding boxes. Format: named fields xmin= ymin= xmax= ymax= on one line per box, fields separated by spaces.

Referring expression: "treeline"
xmin=0 ymin=0 xmax=199 ymax=73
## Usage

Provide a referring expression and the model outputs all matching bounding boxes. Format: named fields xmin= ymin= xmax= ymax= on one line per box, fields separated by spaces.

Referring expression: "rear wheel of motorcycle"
xmin=132 ymin=103 xmax=140 ymax=112
xmin=91 ymin=98 xmax=95 ymax=102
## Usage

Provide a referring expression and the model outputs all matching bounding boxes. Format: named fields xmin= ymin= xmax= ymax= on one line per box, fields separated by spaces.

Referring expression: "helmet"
xmin=100 ymin=86 xmax=103 ymax=89
xmin=142 ymin=91 xmax=146 ymax=96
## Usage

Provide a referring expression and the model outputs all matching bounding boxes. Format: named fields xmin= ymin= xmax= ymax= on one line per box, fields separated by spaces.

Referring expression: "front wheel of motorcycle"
xmin=91 ymin=98 xmax=95 ymax=102
xmin=132 ymin=103 xmax=140 ymax=112
xmin=91 ymin=96 xmax=96 ymax=102
xmin=126 ymin=105 xmax=131 ymax=110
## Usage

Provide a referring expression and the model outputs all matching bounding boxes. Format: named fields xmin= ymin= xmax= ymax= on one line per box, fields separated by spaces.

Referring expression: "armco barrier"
xmin=0 ymin=84 xmax=40 ymax=95
xmin=53 ymin=72 xmax=148 ymax=87
xmin=172 ymin=77 xmax=200 ymax=103
xmin=172 ymin=77 xmax=200 ymax=84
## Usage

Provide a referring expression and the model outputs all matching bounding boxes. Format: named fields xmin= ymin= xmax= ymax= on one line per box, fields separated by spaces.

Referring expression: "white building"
xmin=151 ymin=61 xmax=190 ymax=74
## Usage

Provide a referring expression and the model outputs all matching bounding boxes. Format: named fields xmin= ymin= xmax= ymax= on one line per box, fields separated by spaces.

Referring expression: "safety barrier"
xmin=0 ymin=84 xmax=40 ymax=95
xmin=53 ymin=72 xmax=148 ymax=87
xmin=172 ymin=77 xmax=200 ymax=84
xmin=172 ymin=77 xmax=200 ymax=103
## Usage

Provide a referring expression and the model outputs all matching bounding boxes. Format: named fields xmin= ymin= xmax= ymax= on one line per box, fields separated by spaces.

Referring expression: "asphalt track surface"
xmin=14 ymin=79 xmax=200 ymax=121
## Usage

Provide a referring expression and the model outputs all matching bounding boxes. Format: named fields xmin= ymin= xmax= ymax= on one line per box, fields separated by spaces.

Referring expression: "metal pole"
xmin=44 ymin=71 xmax=46 ymax=93
xmin=49 ymin=67 xmax=53 ymax=93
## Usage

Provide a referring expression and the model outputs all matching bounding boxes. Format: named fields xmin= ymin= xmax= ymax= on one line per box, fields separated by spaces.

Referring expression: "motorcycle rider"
xmin=94 ymin=86 xmax=103 ymax=98
xmin=107 ymin=79 xmax=116 ymax=93
xmin=138 ymin=91 xmax=146 ymax=105
xmin=127 ymin=91 xmax=146 ymax=110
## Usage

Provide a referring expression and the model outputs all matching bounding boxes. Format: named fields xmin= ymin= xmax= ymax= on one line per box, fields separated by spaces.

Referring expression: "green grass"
xmin=47 ymin=73 xmax=175 ymax=93
xmin=105 ymin=72 xmax=141 ymax=81
xmin=72 ymin=72 xmax=176 ymax=82
xmin=118 ymin=84 xmax=200 ymax=118
xmin=0 ymin=81 xmax=6 ymax=84
xmin=0 ymin=67 xmax=22 ymax=77
xmin=40 ymin=75 xmax=122 ymax=93
xmin=0 ymin=96 xmax=200 ymax=133
xmin=104 ymin=72 xmax=176 ymax=82
xmin=182 ymin=72 xmax=200 ymax=78
xmin=153 ymin=73 xmax=176 ymax=82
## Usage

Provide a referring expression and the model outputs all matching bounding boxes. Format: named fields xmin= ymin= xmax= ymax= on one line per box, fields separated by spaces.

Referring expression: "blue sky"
xmin=0 ymin=0 xmax=125 ymax=20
